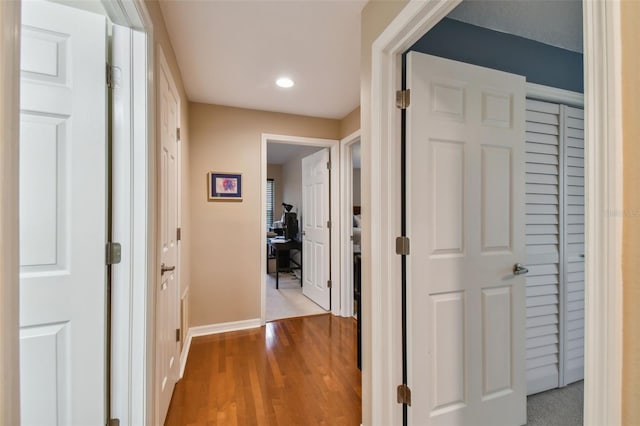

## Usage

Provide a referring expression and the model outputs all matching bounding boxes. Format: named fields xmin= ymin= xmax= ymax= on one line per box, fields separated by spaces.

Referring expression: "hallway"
xmin=165 ymin=314 xmax=361 ymax=425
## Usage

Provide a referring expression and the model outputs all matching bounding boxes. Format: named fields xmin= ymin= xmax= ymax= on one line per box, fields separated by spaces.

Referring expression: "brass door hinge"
xmin=397 ymin=384 xmax=412 ymax=405
xmin=395 ymin=236 xmax=410 ymax=255
xmin=327 ymin=280 xmax=332 ymax=289
xmin=176 ymin=328 xmax=181 ymax=342
xmin=177 ymin=227 xmax=182 ymax=241
xmin=106 ymin=242 xmax=122 ymax=265
xmin=396 ymin=89 xmax=410 ymax=109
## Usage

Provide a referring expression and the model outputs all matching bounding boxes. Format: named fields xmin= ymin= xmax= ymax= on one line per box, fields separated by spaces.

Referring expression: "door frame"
xmin=0 ymin=0 xmax=156 ymax=424
xmin=260 ymin=133 xmax=341 ymax=323
xmin=340 ymin=130 xmax=361 ymax=317
xmin=0 ymin=1 xmax=21 ymax=424
xmin=369 ymin=1 xmax=622 ymax=425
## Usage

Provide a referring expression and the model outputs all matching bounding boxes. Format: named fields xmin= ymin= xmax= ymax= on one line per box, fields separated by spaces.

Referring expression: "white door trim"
xmin=110 ymin=0 xmax=154 ymax=421
xmin=106 ymin=1 xmax=155 ymax=425
xmin=0 ymin=1 xmax=21 ymax=424
xmin=340 ymin=130 xmax=361 ymax=318
xmin=369 ymin=1 xmax=622 ymax=425
xmin=582 ymin=2 xmax=623 ymax=424
xmin=261 ymin=133 xmax=340 ymax=324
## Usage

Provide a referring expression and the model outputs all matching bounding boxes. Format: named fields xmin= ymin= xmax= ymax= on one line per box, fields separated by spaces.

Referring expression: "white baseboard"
xmin=179 ymin=318 xmax=262 ymax=378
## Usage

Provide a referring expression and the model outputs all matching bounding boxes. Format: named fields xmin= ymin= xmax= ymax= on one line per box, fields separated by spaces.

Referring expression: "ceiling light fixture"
xmin=276 ymin=77 xmax=294 ymax=88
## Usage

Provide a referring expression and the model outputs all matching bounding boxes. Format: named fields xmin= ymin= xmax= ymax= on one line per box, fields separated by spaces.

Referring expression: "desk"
xmin=267 ymin=239 xmax=302 ymax=289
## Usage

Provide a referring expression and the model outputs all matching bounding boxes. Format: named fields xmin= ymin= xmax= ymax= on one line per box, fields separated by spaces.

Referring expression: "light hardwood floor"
xmin=165 ymin=314 xmax=362 ymax=426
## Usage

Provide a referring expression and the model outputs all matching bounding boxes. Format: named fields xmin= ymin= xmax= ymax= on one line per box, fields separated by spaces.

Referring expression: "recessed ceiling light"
xmin=276 ymin=77 xmax=294 ymax=88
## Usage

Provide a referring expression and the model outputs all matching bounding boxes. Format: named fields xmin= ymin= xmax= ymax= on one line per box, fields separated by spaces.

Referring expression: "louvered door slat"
xmin=525 ymin=101 xmax=561 ymax=395
xmin=562 ymin=105 xmax=585 ymax=386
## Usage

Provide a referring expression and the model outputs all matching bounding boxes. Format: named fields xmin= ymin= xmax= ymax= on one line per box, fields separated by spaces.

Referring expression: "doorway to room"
xmin=261 ymin=133 xmax=340 ymax=324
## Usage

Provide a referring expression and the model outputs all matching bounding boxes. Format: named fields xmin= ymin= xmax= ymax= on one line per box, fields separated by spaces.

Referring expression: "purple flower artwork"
xmin=218 ymin=177 xmax=237 ymax=193
xmin=209 ymin=172 xmax=242 ymax=201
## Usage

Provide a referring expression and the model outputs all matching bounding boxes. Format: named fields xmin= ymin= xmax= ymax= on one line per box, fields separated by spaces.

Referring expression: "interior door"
xmin=406 ymin=52 xmax=526 ymax=426
xmin=302 ymin=148 xmax=331 ymax=310
xmin=19 ymin=1 xmax=107 ymax=424
xmin=561 ymin=105 xmax=585 ymax=386
xmin=157 ymin=52 xmax=181 ymax=424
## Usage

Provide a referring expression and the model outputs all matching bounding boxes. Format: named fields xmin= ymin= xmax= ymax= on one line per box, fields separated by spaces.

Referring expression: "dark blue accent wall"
xmin=408 ymin=18 xmax=583 ymax=93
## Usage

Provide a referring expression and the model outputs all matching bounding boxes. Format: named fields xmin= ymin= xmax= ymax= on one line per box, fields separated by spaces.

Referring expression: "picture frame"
xmin=208 ymin=172 xmax=242 ymax=201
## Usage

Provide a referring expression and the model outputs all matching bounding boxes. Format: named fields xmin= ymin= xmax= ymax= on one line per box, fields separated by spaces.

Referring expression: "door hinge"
xmin=106 ymin=63 xmax=120 ymax=89
xmin=106 ymin=242 xmax=122 ymax=265
xmin=397 ymin=384 xmax=412 ymax=406
xmin=327 ymin=220 xmax=331 ymax=229
xmin=177 ymin=127 xmax=181 ymax=141
xmin=326 ymin=161 xmax=331 ymax=170
xmin=176 ymin=328 xmax=181 ymax=342
xmin=396 ymin=89 xmax=410 ymax=109
xmin=395 ymin=236 xmax=410 ymax=255
xmin=327 ymin=280 xmax=332 ymax=289
xmin=108 ymin=419 xmax=120 ymax=426
xmin=177 ymin=227 xmax=182 ymax=241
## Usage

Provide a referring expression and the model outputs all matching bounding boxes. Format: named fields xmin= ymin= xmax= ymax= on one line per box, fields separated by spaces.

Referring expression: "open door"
xmin=301 ymin=148 xmax=331 ymax=310
xmin=157 ymin=51 xmax=181 ymax=424
xmin=406 ymin=52 xmax=527 ymax=425
xmin=19 ymin=1 xmax=107 ymax=424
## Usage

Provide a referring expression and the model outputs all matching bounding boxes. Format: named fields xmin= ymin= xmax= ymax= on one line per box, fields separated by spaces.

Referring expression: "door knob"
xmin=161 ymin=263 xmax=176 ymax=275
xmin=513 ymin=263 xmax=529 ymax=276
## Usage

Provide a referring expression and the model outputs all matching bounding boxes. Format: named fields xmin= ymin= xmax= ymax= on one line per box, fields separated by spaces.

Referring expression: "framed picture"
xmin=208 ymin=172 xmax=242 ymax=201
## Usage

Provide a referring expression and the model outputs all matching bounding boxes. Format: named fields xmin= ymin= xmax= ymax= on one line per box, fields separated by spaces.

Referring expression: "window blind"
xmin=266 ymin=179 xmax=275 ymax=229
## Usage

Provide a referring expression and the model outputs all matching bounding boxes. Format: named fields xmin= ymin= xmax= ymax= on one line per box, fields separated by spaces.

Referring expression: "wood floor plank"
xmin=165 ymin=314 xmax=361 ymax=426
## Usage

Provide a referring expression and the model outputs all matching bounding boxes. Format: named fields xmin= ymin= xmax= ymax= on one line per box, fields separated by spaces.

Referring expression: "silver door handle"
xmin=513 ymin=263 xmax=529 ymax=276
xmin=161 ymin=263 xmax=175 ymax=275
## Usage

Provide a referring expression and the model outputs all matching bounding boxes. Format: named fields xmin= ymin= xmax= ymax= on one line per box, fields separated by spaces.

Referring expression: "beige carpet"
xmin=266 ymin=272 xmax=327 ymax=322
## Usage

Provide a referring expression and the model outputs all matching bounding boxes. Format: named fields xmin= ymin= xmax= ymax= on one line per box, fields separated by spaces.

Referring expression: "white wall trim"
xmin=179 ymin=318 xmax=262 ymax=377
xmin=260 ymin=133 xmax=341 ymax=324
xmin=339 ymin=130 xmax=361 ymax=318
xmin=0 ymin=1 xmax=21 ymax=425
xmin=583 ymin=1 xmax=623 ymax=425
xmin=526 ymin=82 xmax=584 ymax=108
xmin=370 ymin=0 xmax=622 ymax=424
xmin=180 ymin=318 xmax=263 ymax=378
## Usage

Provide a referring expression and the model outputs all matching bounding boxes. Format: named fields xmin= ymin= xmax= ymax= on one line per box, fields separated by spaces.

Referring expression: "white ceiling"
xmin=267 ymin=143 xmax=322 ymax=165
xmin=448 ymin=0 xmax=583 ymax=53
xmin=158 ymin=0 xmax=582 ymax=122
xmin=158 ymin=0 xmax=366 ymax=120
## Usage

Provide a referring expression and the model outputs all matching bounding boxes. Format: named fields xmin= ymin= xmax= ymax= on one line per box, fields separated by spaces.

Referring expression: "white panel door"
xmin=406 ymin=52 xmax=526 ymax=426
xmin=561 ymin=105 xmax=585 ymax=385
xmin=157 ymin=52 xmax=180 ymax=424
xmin=302 ymin=148 xmax=331 ymax=310
xmin=19 ymin=1 xmax=107 ymax=425
xmin=524 ymin=99 xmax=561 ymax=395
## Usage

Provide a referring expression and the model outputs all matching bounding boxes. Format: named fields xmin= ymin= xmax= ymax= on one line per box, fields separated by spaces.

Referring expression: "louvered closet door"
xmin=525 ymin=100 xmax=585 ymax=395
xmin=562 ymin=106 xmax=585 ymax=385
xmin=525 ymin=99 xmax=562 ymax=395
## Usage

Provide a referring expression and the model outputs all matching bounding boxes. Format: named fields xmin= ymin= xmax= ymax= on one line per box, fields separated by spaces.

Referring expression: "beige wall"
xmin=340 ymin=106 xmax=361 ymax=138
xmin=267 ymin=164 xmax=283 ymax=221
xmin=361 ymin=1 xmax=408 ymax=424
xmin=282 ymin=146 xmax=323 ymax=222
xmin=353 ymin=168 xmax=361 ymax=206
xmin=622 ymin=2 xmax=640 ymax=423
xmin=147 ymin=0 xmax=192 ymax=314
xmin=188 ymin=103 xmax=340 ymax=327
